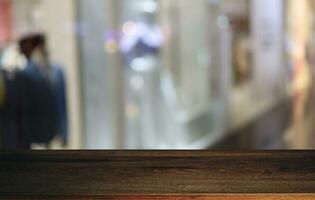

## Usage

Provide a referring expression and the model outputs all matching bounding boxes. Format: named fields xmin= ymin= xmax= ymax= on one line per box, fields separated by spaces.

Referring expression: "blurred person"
xmin=0 ymin=34 xmax=68 ymax=149
xmin=285 ymin=38 xmax=312 ymax=149
xmin=17 ymin=34 xmax=68 ymax=148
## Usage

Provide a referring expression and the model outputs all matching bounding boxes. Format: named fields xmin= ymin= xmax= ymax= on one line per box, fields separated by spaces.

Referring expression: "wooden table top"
xmin=0 ymin=151 xmax=315 ymax=199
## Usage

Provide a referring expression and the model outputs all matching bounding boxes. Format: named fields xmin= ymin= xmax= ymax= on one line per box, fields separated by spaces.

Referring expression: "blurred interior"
xmin=0 ymin=0 xmax=315 ymax=150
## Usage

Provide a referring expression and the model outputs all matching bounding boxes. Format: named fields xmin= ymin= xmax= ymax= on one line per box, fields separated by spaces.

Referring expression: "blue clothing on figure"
xmin=52 ymin=64 xmax=68 ymax=143
xmin=17 ymin=61 xmax=68 ymax=144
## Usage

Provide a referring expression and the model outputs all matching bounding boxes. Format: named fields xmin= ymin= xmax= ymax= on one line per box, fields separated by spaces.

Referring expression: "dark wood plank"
xmin=0 ymin=151 xmax=315 ymax=197
xmin=3 ymin=195 xmax=315 ymax=200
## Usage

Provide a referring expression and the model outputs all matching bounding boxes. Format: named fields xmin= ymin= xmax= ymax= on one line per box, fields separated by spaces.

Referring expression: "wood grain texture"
xmin=0 ymin=151 xmax=315 ymax=198
xmin=3 ymin=195 xmax=315 ymax=200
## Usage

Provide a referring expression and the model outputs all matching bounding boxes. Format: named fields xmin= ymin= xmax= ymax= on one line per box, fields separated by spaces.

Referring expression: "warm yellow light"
xmin=122 ymin=21 xmax=138 ymax=36
xmin=105 ymin=39 xmax=119 ymax=54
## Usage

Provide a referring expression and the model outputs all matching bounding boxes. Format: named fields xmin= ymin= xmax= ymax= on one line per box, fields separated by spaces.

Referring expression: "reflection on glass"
xmin=0 ymin=0 xmax=315 ymax=150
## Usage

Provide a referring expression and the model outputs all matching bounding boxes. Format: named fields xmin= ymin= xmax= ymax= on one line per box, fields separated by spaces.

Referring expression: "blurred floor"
xmin=213 ymin=81 xmax=315 ymax=150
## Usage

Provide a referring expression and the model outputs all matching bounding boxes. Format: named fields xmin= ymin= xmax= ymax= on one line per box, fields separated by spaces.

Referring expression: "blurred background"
xmin=0 ymin=0 xmax=314 ymax=150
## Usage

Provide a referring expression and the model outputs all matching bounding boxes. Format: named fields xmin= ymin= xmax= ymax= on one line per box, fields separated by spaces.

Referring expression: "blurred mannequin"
xmin=120 ymin=0 xmax=170 ymax=148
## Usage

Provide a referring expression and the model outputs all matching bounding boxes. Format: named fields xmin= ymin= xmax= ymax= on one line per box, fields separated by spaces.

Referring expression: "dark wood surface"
xmin=0 ymin=151 xmax=315 ymax=198
xmin=3 ymin=195 xmax=315 ymax=200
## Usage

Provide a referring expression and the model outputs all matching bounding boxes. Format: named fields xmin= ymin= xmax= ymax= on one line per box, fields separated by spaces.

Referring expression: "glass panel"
xmin=0 ymin=0 xmax=315 ymax=150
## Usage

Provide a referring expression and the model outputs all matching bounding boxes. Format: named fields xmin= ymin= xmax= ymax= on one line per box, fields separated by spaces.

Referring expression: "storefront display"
xmin=114 ymin=0 xmax=227 ymax=148
xmin=2 ymin=0 xmax=314 ymax=150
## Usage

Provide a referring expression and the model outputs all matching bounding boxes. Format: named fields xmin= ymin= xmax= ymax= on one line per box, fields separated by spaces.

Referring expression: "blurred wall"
xmin=0 ymin=0 xmax=12 ymax=47
xmin=78 ymin=0 xmax=124 ymax=149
